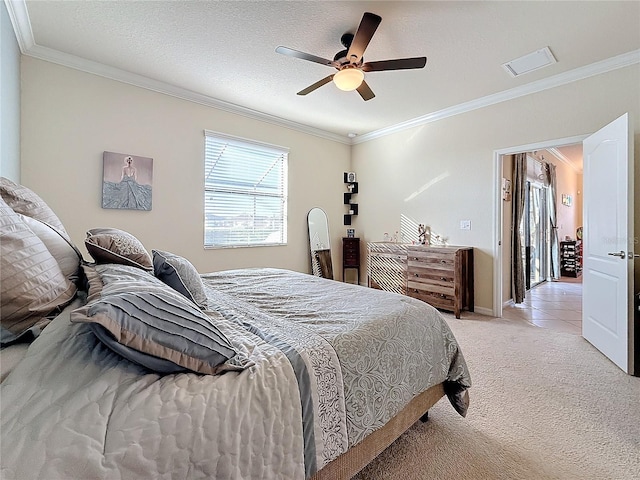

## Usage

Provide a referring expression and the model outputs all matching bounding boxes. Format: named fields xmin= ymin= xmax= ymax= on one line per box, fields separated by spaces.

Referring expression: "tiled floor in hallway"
xmin=502 ymin=277 xmax=583 ymax=335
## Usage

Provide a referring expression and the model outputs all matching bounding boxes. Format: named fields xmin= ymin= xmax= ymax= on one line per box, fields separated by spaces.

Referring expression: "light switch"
xmin=460 ymin=220 xmax=471 ymax=230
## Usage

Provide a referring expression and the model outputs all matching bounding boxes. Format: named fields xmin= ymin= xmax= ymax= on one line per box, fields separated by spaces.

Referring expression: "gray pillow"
xmin=89 ymin=322 xmax=187 ymax=373
xmin=71 ymin=265 xmax=243 ymax=375
xmin=152 ymin=250 xmax=208 ymax=309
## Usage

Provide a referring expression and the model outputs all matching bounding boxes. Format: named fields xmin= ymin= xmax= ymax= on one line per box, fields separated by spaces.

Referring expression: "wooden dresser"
xmin=406 ymin=246 xmax=474 ymax=318
xmin=367 ymin=243 xmax=474 ymax=318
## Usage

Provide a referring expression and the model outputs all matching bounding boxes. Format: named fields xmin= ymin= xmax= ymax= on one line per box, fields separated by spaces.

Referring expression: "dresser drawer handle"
xmin=414 ymin=289 xmax=419 ymax=293
xmin=440 ymin=277 xmax=447 ymax=281
xmin=414 ymin=273 xmax=419 ymax=277
xmin=441 ymin=260 xmax=446 ymax=263
xmin=440 ymin=293 xmax=446 ymax=298
xmin=413 ymin=257 xmax=419 ymax=261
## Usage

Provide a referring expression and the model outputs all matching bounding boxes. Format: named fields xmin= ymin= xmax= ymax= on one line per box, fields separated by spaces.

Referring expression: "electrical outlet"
xmin=460 ymin=220 xmax=471 ymax=230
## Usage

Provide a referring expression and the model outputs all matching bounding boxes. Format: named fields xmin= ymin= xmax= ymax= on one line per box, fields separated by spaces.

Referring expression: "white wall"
xmin=0 ymin=0 xmax=20 ymax=182
xmin=20 ymin=57 xmax=351 ymax=276
xmin=352 ymin=65 xmax=640 ymax=313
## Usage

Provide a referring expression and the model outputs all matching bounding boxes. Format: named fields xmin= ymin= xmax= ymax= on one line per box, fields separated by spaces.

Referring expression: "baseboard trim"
xmin=474 ymin=306 xmax=494 ymax=316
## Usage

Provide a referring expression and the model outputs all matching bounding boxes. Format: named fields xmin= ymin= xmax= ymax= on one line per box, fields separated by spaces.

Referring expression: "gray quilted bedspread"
xmin=201 ymin=268 xmax=471 ymax=449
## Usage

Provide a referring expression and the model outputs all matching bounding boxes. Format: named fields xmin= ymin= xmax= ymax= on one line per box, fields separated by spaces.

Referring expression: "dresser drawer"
xmin=407 ymin=276 xmax=455 ymax=295
xmin=407 ymin=250 xmax=455 ymax=272
xmin=407 ymin=287 xmax=455 ymax=309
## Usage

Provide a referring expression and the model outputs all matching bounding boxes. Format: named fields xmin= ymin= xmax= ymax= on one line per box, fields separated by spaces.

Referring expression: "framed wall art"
xmin=102 ymin=151 xmax=153 ymax=211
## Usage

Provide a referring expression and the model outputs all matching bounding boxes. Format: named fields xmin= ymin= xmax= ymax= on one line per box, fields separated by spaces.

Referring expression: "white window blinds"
xmin=204 ymin=131 xmax=288 ymax=248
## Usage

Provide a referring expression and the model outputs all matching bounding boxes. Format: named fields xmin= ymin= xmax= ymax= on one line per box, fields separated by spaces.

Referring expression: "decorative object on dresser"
xmin=406 ymin=246 xmax=474 ymax=319
xmin=418 ymin=224 xmax=428 ymax=245
xmin=367 ymin=242 xmax=474 ymax=318
xmin=560 ymin=240 xmax=582 ymax=277
xmin=342 ymin=237 xmax=360 ymax=284
xmin=344 ymin=172 xmax=358 ymax=225
xmin=367 ymin=242 xmax=408 ymax=295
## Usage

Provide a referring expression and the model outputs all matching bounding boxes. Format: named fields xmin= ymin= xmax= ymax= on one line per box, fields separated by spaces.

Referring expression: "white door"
xmin=582 ymin=113 xmax=635 ymax=374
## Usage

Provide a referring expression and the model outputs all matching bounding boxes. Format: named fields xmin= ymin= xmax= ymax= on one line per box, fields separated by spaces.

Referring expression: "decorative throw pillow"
xmin=0 ymin=197 xmax=76 ymax=345
xmin=0 ymin=177 xmax=69 ymax=236
xmin=72 ymin=263 xmax=245 ymax=375
xmin=152 ymin=250 xmax=208 ymax=309
xmin=85 ymin=227 xmax=153 ymax=271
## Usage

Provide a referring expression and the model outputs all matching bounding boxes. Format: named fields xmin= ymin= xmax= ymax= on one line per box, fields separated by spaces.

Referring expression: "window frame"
xmin=203 ymin=130 xmax=289 ymax=249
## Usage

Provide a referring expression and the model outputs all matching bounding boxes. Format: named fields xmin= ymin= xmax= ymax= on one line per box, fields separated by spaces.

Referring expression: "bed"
xmin=0 ymin=177 xmax=471 ymax=480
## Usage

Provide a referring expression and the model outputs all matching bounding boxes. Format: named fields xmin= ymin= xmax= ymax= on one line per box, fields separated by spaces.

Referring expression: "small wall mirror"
xmin=307 ymin=207 xmax=333 ymax=279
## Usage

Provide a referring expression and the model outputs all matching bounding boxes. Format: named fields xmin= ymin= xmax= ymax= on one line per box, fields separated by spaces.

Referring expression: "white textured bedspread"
xmin=1 ymin=268 xmax=470 ymax=480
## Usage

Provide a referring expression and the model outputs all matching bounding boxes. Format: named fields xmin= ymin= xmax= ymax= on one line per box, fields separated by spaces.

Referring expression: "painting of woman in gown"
xmin=102 ymin=152 xmax=153 ymax=211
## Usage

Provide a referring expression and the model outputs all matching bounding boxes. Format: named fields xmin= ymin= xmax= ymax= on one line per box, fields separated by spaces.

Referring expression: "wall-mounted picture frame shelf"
xmin=343 ymin=172 xmax=358 ymax=226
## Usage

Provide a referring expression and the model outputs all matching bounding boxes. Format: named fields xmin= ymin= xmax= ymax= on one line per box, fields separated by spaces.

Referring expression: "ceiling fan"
xmin=275 ymin=12 xmax=427 ymax=101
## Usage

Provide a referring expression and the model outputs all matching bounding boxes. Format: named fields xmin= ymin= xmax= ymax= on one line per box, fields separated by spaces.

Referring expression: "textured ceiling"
xmin=17 ymin=1 xmax=640 ymax=139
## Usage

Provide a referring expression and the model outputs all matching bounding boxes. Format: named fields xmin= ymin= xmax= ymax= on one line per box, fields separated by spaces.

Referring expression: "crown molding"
xmin=353 ymin=49 xmax=640 ymax=144
xmin=23 ymin=44 xmax=351 ymax=145
xmin=7 ymin=0 xmax=350 ymax=146
xmin=4 ymin=0 xmax=34 ymax=52
xmin=547 ymin=147 xmax=582 ymax=174
xmin=7 ymin=0 xmax=639 ymax=147
xmin=22 ymin=45 xmax=349 ymax=145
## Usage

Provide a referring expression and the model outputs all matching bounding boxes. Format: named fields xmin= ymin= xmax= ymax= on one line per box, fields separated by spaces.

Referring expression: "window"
xmin=204 ymin=131 xmax=288 ymax=248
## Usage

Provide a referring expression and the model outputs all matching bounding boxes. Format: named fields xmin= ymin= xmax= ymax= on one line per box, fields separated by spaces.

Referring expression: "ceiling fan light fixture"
xmin=333 ymin=68 xmax=364 ymax=91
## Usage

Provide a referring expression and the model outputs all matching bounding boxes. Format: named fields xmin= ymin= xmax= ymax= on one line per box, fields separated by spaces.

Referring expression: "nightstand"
xmin=342 ymin=237 xmax=360 ymax=284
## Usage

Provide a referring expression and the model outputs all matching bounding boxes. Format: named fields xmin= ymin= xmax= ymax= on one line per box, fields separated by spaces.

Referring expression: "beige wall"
xmin=352 ymin=64 xmax=640 ymax=313
xmin=20 ymin=57 xmax=350 ymax=276
xmin=18 ymin=57 xmax=640 ymax=310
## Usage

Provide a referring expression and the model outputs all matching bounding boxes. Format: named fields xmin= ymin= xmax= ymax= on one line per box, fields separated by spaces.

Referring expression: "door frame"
xmin=492 ymin=134 xmax=587 ymax=317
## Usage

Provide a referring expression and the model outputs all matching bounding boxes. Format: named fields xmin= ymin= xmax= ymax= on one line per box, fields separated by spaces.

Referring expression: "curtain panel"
xmin=511 ymin=153 xmax=527 ymax=303
xmin=546 ymin=163 xmax=560 ymax=280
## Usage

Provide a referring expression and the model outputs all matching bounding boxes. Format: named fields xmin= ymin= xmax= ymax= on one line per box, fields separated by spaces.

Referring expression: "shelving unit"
xmin=343 ymin=173 xmax=358 ymax=225
xmin=560 ymin=240 xmax=582 ymax=277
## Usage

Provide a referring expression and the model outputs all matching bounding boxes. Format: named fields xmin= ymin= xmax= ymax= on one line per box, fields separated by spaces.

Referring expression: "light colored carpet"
xmin=354 ymin=314 xmax=640 ymax=480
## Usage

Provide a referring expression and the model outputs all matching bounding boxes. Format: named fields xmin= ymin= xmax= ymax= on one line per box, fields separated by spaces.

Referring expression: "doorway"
xmin=492 ymin=135 xmax=585 ymax=319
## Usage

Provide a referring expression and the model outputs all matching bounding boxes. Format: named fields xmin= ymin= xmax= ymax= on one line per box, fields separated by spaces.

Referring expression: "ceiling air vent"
xmin=502 ymin=47 xmax=557 ymax=77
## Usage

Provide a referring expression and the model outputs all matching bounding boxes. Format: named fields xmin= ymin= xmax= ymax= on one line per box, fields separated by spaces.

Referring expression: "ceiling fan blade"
xmin=356 ymin=80 xmax=375 ymax=101
xmin=346 ymin=12 xmax=382 ymax=65
xmin=276 ymin=46 xmax=338 ymax=67
xmin=297 ymin=75 xmax=334 ymax=96
xmin=362 ymin=57 xmax=427 ymax=72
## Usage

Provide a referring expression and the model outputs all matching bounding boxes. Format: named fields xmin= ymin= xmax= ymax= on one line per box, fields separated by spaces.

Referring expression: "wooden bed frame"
xmin=312 ymin=383 xmax=445 ymax=480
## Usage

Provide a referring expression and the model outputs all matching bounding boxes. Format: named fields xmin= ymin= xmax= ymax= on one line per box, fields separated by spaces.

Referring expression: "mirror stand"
xmin=307 ymin=208 xmax=333 ymax=279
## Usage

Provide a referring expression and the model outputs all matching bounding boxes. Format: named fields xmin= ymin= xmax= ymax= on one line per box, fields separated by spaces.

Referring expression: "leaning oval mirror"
xmin=307 ymin=208 xmax=333 ymax=279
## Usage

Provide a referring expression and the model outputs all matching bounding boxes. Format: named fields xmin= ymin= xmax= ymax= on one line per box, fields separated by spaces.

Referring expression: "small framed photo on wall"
xmin=347 ymin=228 xmax=355 ymax=238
